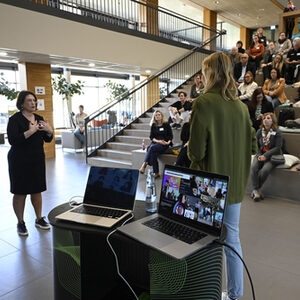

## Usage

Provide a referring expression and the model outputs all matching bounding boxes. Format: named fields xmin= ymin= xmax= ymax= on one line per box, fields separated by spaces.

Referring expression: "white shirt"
xmin=238 ymin=64 xmax=247 ymax=83
xmin=238 ymin=82 xmax=258 ymax=101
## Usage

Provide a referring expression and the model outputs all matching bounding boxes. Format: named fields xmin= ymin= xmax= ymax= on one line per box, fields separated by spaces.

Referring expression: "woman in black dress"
xmin=7 ymin=91 xmax=53 ymax=236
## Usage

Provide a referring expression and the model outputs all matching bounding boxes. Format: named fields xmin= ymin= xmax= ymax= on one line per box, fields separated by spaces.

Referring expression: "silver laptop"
xmin=118 ymin=165 xmax=229 ymax=259
xmin=56 ymin=166 xmax=139 ymax=228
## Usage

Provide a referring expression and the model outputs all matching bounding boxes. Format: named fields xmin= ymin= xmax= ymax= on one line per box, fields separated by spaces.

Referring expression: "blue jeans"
xmin=265 ymin=95 xmax=281 ymax=108
xmin=74 ymin=128 xmax=84 ymax=145
xmin=223 ymin=203 xmax=243 ymax=299
xmin=144 ymin=142 xmax=168 ymax=173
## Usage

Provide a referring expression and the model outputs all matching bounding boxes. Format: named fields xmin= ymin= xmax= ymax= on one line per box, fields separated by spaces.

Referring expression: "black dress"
xmin=7 ymin=112 xmax=53 ymax=194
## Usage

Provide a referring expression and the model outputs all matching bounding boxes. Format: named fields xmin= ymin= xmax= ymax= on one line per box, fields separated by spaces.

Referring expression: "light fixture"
xmin=0 ymin=52 xmax=8 ymax=56
xmin=185 ymin=75 xmax=190 ymax=78
xmin=237 ymin=13 xmax=241 ymax=17
xmin=259 ymin=8 xmax=265 ymax=11
xmin=215 ymin=0 xmax=220 ymax=4
xmin=89 ymin=63 xmax=95 ymax=67
xmin=145 ymin=69 xmax=151 ymax=74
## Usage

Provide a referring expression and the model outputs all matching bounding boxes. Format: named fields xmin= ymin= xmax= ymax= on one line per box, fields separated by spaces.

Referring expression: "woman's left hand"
xmin=258 ymin=155 xmax=266 ymax=161
xmin=38 ymin=120 xmax=53 ymax=135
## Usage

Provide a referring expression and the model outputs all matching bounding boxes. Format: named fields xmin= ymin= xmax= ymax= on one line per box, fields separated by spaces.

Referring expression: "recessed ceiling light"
xmin=145 ymin=70 xmax=151 ymax=74
xmin=259 ymin=8 xmax=265 ymax=11
xmin=89 ymin=63 xmax=95 ymax=67
xmin=0 ymin=52 xmax=8 ymax=56
xmin=215 ymin=1 xmax=220 ymax=4
xmin=237 ymin=13 xmax=241 ymax=17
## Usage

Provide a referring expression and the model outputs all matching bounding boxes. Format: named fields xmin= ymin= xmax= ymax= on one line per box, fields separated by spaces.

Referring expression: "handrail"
xmin=86 ymin=32 xmax=224 ymax=123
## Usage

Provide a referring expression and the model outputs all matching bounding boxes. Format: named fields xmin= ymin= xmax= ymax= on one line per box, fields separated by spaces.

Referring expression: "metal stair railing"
xmin=84 ymin=31 xmax=225 ymax=159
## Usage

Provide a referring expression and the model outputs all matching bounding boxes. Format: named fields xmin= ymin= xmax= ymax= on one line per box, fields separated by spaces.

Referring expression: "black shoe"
xmin=17 ymin=221 xmax=28 ymax=236
xmin=35 ymin=217 xmax=50 ymax=230
xmin=171 ymin=123 xmax=177 ymax=128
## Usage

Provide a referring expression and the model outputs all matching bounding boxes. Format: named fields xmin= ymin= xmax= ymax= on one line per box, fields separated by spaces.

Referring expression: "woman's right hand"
xmin=29 ymin=120 xmax=39 ymax=134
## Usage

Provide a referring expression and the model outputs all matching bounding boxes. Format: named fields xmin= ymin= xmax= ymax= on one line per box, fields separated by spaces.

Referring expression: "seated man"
xmin=229 ymin=46 xmax=242 ymax=68
xmin=234 ymin=53 xmax=257 ymax=86
xmin=274 ymin=32 xmax=292 ymax=58
xmin=74 ymin=105 xmax=87 ymax=146
xmin=168 ymin=91 xmax=192 ymax=129
xmin=285 ymin=37 xmax=300 ymax=85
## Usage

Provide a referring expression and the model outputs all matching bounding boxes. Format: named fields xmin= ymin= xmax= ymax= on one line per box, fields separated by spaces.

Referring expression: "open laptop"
xmin=118 ymin=165 xmax=229 ymax=259
xmin=56 ymin=166 xmax=139 ymax=228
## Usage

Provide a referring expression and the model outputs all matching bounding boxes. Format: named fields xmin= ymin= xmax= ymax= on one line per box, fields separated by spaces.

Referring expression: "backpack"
xmin=285 ymin=118 xmax=300 ymax=128
xmin=278 ymin=108 xmax=295 ymax=126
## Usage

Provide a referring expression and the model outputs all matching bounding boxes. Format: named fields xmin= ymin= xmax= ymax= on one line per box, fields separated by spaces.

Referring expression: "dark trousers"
xmin=251 ymin=156 xmax=275 ymax=190
xmin=285 ymin=19 xmax=295 ymax=40
xmin=262 ymin=65 xmax=271 ymax=81
xmin=144 ymin=143 xmax=168 ymax=173
xmin=175 ymin=146 xmax=191 ymax=168
xmin=249 ymin=56 xmax=263 ymax=71
xmin=285 ymin=63 xmax=298 ymax=84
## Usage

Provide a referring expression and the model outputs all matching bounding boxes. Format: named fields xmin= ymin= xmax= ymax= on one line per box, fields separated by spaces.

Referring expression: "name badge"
xmin=271 ymin=131 xmax=276 ymax=136
xmin=297 ymin=53 xmax=300 ymax=56
xmin=159 ymin=127 xmax=164 ymax=131
xmin=256 ymin=46 xmax=260 ymax=49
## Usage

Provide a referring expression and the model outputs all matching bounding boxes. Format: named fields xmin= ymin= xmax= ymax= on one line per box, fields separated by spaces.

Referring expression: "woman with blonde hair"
xmin=250 ymin=113 xmax=283 ymax=201
xmin=262 ymin=53 xmax=286 ymax=80
xmin=188 ymin=52 xmax=257 ymax=300
xmin=140 ymin=110 xmax=172 ymax=178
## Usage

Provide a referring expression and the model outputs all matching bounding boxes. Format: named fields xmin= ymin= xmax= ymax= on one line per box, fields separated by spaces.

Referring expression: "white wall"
xmin=0 ymin=3 xmax=189 ymax=71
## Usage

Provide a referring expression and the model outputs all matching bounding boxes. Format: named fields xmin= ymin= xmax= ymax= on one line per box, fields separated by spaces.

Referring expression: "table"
xmin=49 ymin=201 xmax=223 ymax=300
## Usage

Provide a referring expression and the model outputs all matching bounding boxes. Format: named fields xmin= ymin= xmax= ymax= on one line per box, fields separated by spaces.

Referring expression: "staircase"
xmin=87 ymin=81 xmax=193 ymax=168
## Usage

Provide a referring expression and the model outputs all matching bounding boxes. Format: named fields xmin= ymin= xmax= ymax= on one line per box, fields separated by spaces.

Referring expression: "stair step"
xmin=106 ymin=142 xmax=142 ymax=151
xmin=97 ymin=149 xmax=132 ymax=160
xmin=123 ymin=129 xmax=149 ymax=137
xmin=115 ymin=135 xmax=150 ymax=144
xmin=130 ymin=123 xmax=151 ymax=130
xmin=87 ymin=156 xmax=132 ymax=168
xmin=139 ymin=117 xmax=151 ymax=123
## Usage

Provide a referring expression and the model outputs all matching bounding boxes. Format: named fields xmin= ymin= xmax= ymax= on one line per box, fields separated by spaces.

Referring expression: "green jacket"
xmin=188 ymin=88 xmax=257 ymax=205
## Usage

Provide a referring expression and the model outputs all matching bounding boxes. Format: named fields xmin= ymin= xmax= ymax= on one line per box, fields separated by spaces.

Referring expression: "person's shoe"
xmin=35 ymin=217 xmax=50 ymax=230
xmin=17 ymin=221 xmax=28 ymax=236
xmin=154 ymin=173 xmax=160 ymax=179
xmin=176 ymin=124 xmax=182 ymax=129
xmin=222 ymin=291 xmax=238 ymax=300
xmin=171 ymin=123 xmax=178 ymax=128
xmin=252 ymin=189 xmax=261 ymax=202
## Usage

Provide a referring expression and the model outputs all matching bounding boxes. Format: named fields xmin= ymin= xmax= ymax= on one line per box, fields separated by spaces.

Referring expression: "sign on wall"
xmin=37 ymin=99 xmax=45 ymax=111
xmin=35 ymin=86 xmax=46 ymax=95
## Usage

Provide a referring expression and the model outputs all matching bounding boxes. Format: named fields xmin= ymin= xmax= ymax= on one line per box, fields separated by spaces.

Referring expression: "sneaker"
xmin=176 ymin=124 xmax=182 ymax=129
xmin=35 ymin=217 xmax=50 ymax=230
xmin=17 ymin=221 xmax=28 ymax=236
xmin=171 ymin=123 xmax=178 ymax=128
xmin=222 ymin=292 xmax=238 ymax=300
xmin=251 ymin=189 xmax=261 ymax=202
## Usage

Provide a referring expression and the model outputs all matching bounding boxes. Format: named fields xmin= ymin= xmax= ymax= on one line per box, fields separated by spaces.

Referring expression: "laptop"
xmin=56 ymin=166 xmax=139 ymax=228
xmin=118 ymin=165 xmax=229 ymax=259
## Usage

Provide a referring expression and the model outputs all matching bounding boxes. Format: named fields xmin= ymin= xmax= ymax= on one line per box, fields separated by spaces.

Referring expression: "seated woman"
xmin=249 ymin=34 xmax=265 ymax=71
xmin=248 ymin=88 xmax=274 ymax=131
xmin=189 ymin=73 xmax=203 ymax=102
xmin=175 ymin=118 xmax=191 ymax=168
xmin=238 ymin=71 xmax=258 ymax=105
xmin=139 ymin=110 xmax=173 ymax=178
xmin=250 ymin=113 xmax=283 ymax=201
xmin=262 ymin=53 xmax=286 ymax=81
xmin=262 ymin=68 xmax=287 ymax=108
xmin=168 ymin=91 xmax=192 ymax=129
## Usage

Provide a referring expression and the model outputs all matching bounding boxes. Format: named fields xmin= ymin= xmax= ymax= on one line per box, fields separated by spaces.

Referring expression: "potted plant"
xmin=52 ymin=74 xmax=84 ymax=128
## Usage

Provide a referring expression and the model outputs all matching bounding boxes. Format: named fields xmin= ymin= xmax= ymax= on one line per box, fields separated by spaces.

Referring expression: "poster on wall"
xmin=35 ymin=86 xmax=46 ymax=95
xmin=37 ymin=99 xmax=45 ymax=111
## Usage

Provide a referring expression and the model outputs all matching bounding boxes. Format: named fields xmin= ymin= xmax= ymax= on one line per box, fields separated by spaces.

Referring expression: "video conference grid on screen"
xmin=160 ymin=169 xmax=228 ymax=229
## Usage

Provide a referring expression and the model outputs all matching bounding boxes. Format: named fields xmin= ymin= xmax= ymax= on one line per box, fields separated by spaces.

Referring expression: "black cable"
xmin=213 ymin=239 xmax=256 ymax=300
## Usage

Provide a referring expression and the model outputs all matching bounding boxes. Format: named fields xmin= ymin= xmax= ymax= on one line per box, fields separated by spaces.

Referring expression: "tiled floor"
xmin=0 ymin=143 xmax=300 ymax=300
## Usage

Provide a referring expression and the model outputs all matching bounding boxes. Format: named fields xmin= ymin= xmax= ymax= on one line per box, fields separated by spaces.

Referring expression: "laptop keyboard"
xmin=143 ymin=217 xmax=207 ymax=244
xmin=71 ymin=206 xmax=127 ymax=219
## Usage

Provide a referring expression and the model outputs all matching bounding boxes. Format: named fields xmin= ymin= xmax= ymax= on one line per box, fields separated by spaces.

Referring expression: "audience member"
xmin=139 ymin=110 xmax=172 ymax=178
xmin=285 ymin=37 xmax=300 ymax=84
xmin=249 ymin=34 xmax=265 ymax=70
xmin=188 ymin=52 xmax=257 ymax=300
xmin=234 ymin=53 xmax=256 ymax=85
xmin=262 ymin=41 xmax=276 ymax=66
xmin=7 ymin=91 xmax=53 ymax=236
xmin=284 ymin=0 xmax=296 ymax=39
xmin=175 ymin=118 xmax=191 ymax=168
xmin=236 ymin=40 xmax=245 ymax=54
xmin=248 ymin=88 xmax=274 ymax=131
xmin=263 ymin=68 xmax=287 ymax=108
xmin=250 ymin=113 xmax=283 ymax=201
xmin=168 ymin=91 xmax=192 ymax=128
xmin=229 ymin=46 xmax=242 ymax=67
xmin=262 ymin=53 xmax=286 ymax=80
xmin=274 ymin=32 xmax=292 ymax=57
xmin=238 ymin=71 xmax=258 ymax=105
xmin=74 ymin=105 xmax=87 ymax=146
xmin=257 ymin=27 xmax=267 ymax=47
xmin=189 ymin=73 xmax=203 ymax=102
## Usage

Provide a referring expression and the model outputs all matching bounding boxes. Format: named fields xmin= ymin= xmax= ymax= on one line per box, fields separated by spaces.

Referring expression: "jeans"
xmin=74 ymin=128 xmax=84 ymax=145
xmin=265 ymin=95 xmax=281 ymax=108
xmin=144 ymin=142 xmax=168 ymax=173
xmin=251 ymin=155 xmax=275 ymax=190
xmin=223 ymin=203 xmax=243 ymax=299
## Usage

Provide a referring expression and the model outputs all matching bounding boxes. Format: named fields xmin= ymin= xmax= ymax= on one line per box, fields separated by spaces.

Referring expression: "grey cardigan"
xmin=256 ymin=128 xmax=283 ymax=159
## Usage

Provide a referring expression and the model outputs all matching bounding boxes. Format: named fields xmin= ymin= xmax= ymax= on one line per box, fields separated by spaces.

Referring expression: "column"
xmin=240 ymin=26 xmax=251 ymax=50
xmin=203 ymin=8 xmax=217 ymax=50
xmin=139 ymin=0 xmax=159 ymax=36
xmin=19 ymin=62 xmax=55 ymax=158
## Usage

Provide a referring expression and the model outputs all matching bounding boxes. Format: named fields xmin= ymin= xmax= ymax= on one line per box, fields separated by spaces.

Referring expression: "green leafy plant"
xmin=52 ymin=74 xmax=84 ymax=100
xmin=104 ymin=80 xmax=130 ymax=102
xmin=0 ymin=72 xmax=19 ymax=100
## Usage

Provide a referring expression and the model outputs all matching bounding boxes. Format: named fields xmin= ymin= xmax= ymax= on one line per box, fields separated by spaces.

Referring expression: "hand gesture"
xmin=38 ymin=120 xmax=53 ymax=135
xmin=258 ymin=155 xmax=266 ymax=162
xmin=29 ymin=120 xmax=39 ymax=134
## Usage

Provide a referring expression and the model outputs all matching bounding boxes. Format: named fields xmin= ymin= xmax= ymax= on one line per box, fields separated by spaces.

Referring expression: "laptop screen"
xmin=83 ymin=166 xmax=139 ymax=210
xmin=159 ymin=165 xmax=229 ymax=236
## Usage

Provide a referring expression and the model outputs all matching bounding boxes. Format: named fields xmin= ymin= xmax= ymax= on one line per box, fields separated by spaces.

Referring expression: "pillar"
xmin=203 ymin=8 xmax=217 ymax=50
xmin=240 ymin=26 xmax=251 ymax=50
xmin=19 ymin=62 xmax=55 ymax=158
xmin=139 ymin=0 xmax=158 ymax=36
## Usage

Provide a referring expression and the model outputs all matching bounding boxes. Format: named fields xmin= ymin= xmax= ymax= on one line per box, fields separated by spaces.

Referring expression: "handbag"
xmin=270 ymin=154 xmax=285 ymax=165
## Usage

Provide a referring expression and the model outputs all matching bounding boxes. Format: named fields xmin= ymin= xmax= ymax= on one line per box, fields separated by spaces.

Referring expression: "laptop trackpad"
xmin=134 ymin=228 xmax=171 ymax=248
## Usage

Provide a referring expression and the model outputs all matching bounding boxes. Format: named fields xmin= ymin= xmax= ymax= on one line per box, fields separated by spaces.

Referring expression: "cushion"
xmin=251 ymin=154 xmax=300 ymax=169
xmin=92 ymin=119 xmax=108 ymax=127
xmin=279 ymin=126 xmax=300 ymax=133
